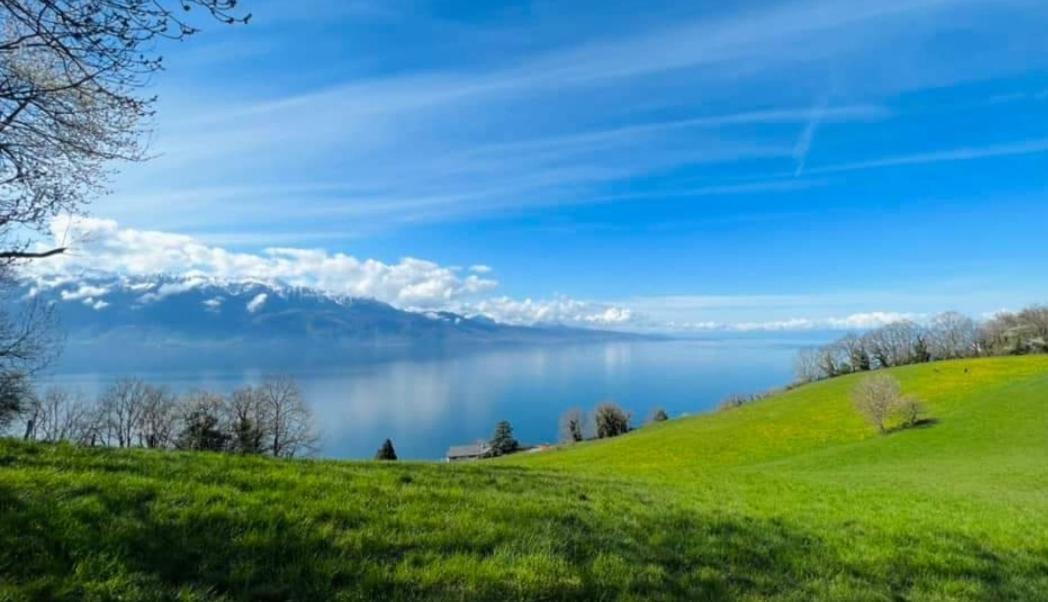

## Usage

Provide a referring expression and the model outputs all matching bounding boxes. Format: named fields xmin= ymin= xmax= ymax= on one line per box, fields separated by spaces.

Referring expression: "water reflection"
xmin=44 ymin=339 xmax=808 ymax=459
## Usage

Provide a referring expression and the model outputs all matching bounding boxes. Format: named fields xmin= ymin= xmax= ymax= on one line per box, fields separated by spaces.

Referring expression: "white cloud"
xmin=246 ymin=293 xmax=268 ymax=314
xmin=60 ymin=284 xmax=110 ymax=302
xmin=138 ymin=277 xmax=208 ymax=304
xmin=670 ymin=311 xmax=923 ymax=332
xmin=26 ymin=217 xmax=1001 ymax=333
xmin=24 ymin=216 xmax=634 ymax=328
xmin=29 ymin=216 xmax=499 ymax=310
xmin=981 ymin=308 xmax=1012 ymax=320
xmin=463 ymin=296 xmax=634 ymax=327
xmin=824 ymin=311 xmax=921 ymax=329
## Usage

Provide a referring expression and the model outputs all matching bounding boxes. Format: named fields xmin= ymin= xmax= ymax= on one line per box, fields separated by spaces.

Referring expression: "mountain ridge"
xmin=19 ymin=275 xmax=648 ymax=357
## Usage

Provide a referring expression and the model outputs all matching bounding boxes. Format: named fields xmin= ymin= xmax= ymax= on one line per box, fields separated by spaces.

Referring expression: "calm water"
xmin=44 ymin=338 xmax=815 ymax=459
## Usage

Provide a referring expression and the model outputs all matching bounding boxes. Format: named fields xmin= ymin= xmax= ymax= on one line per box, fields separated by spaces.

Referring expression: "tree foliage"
xmin=594 ymin=402 xmax=630 ymax=439
xmin=489 ymin=420 xmax=519 ymax=456
xmin=375 ymin=438 xmax=397 ymax=461
xmin=177 ymin=392 xmax=229 ymax=452
xmin=227 ymin=386 xmax=266 ymax=454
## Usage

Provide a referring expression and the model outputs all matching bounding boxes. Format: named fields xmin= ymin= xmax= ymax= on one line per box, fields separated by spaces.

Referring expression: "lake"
xmin=43 ymin=337 xmax=820 ymax=459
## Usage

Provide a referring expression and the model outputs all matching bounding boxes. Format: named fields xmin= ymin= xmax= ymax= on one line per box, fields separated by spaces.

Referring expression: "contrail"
xmin=793 ymin=96 xmax=829 ymax=177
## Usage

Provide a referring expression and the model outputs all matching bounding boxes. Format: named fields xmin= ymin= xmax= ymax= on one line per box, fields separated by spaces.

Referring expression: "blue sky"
xmin=49 ymin=0 xmax=1048 ymax=330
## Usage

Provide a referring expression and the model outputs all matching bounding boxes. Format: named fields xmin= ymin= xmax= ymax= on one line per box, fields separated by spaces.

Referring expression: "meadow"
xmin=2 ymin=356 xmax=1047 ymax=600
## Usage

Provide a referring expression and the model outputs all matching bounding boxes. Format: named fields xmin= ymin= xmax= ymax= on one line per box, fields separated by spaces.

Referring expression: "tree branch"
xmin=0 ymin=247 xmax=65 ymax=259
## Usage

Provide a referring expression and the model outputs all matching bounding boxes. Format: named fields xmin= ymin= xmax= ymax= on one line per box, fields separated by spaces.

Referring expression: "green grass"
xmin=3 ymin=356 xmax=1048 ymax=600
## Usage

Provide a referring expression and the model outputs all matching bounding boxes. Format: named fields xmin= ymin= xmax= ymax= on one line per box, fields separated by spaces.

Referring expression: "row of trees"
xmin=795 ymin=306 xmax=1048 ymax=382
xmin=482 ymin=403 xmax=648 ymax=458
xmin=559 ymin=402 xmax=633 ymax=444
xmin=17 ymin=376 xmax=318 ymax=458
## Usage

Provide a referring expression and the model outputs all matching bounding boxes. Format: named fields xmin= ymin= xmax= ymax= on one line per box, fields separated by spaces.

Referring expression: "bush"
xmin=892 ymin=396 xmax=925 ymax=429
xmin=594 ymin=403 xmax=630 ymax=439
xmin=718 ymin=394 xmax=750 ymax=411
xmin=650 ymin=408 xmax=669 ymax=423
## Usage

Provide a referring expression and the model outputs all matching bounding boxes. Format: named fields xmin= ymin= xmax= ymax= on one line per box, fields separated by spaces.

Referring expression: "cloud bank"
xmin=27 ymin=216 xmax=633 ymax=328
xmin=26 ymin=217 xmax=949 ymax=333
xmin=669 ymin=312 xmax=923 ymax=332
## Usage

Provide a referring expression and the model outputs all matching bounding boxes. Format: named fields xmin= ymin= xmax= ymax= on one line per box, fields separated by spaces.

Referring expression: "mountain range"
xmin=21 ymin=276 xmax=645 ymax=370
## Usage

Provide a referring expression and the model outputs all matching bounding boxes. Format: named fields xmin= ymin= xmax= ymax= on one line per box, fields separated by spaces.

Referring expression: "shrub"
xmin=718 ymin=394 xmax=750 ymax=411
xmin=650 ymin=408 xmax=669 ymax=423
xmin=893 ymin=396 xmax=925 ymax=429
xmin=594 ymin=403 xmax=630 ymax=439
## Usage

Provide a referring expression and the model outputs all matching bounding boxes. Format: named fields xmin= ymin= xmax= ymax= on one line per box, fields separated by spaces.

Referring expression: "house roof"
xmin=446 ymin=442 xmax=491 ymax=458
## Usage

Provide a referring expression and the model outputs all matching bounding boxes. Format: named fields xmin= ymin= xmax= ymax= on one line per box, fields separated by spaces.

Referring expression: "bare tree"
xmin=227 ymin=385 xmax=266 ymax=454
xmin=981 ymin=311 xmax=1022 ymax=354
xmin=852 ymin=374 xmax=901 ymax=433
xmin=1016 ymin=305 xmax=1048 ymax=340
xmin=982 ymin=306 xmax=1048 ymax=355
xmin=0 ymin=0 xmax=249 ymax=259
xmin=852 ymin=374 xmax=925 ymax=433
xmin=839 ymin=334 xmax=871 ymax=372
xmin=817 ymin=340 xmax=851 ymax=378
xmin=97 ymin=377 xmax=150 ymax=447
xmin=0 ymin=2 xmax=247 ymax=418
xmin=73 ymin=400 xmax=107 ymax=446
xmin=22 ymin=386 xmax=92 ymax=441
xmin=864 ymin=321 xmax=922 ymax=368
xmin=559 ymin=407 xmax=585 ymax=443
xmin=927 ymin=312 xmax=980 ymax=360
xmin=257 ymin=376 xmax=317 ymax=458
xmin=0 ymin=282 xmax=56 ymax=424
xmin=138 ymin=385 xmax=177 ymax=449
xmin=794 ymin=347 xmax=823 ymax=382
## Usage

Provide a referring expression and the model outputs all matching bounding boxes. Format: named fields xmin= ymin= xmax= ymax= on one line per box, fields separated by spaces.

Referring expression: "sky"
xmin=37 ymin=0 xmax=1048 ymax=331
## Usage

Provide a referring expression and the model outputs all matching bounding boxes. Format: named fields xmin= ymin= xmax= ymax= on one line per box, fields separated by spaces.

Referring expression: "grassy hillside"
xmin=2 ymin=356 xmax=1048 ymax=600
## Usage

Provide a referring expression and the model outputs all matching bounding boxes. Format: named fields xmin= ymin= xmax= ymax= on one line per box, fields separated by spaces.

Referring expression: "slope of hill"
xmin=2 ymin=356 xmax=1047 ymax=600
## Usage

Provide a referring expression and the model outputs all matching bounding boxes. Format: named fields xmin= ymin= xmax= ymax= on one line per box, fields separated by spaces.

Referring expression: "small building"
xmin=445 ymin=441 xmax=492 ymax=462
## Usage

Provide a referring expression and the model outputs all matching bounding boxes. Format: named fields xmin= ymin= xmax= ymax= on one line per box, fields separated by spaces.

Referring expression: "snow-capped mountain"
xmin=21 ymin=276 xmax=642 ymax=369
